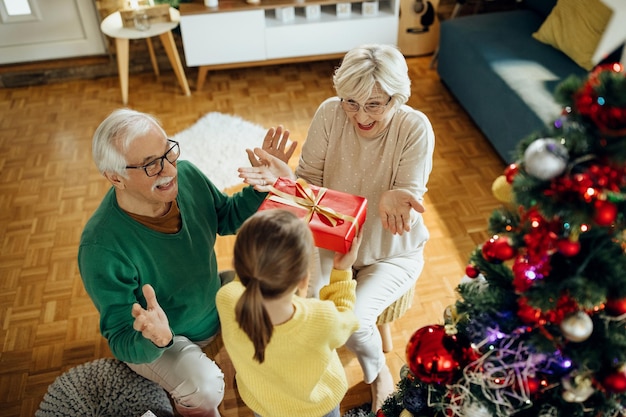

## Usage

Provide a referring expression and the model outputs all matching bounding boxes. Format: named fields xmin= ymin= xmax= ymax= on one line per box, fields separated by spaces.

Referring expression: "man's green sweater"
xmin=78 ymin=161 xmax=265 ymax=364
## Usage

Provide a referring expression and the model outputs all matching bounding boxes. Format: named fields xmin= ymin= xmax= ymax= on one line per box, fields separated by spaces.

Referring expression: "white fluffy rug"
xmin=172 ymin=112 xmax=267 ymax=190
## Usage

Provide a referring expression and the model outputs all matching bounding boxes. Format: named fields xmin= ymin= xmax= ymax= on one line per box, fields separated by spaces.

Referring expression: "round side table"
xmin=100 ymin=7 xmax=191 ymax=105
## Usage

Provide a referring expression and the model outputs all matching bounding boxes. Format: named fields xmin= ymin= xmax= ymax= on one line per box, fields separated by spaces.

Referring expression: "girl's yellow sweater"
xmin=216 ymin=268 xmax=359 ymax=417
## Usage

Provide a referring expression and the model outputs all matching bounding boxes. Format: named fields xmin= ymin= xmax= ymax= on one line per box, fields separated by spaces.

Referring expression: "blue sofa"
xmin=437 ymin=0 xmax=587 ymax=163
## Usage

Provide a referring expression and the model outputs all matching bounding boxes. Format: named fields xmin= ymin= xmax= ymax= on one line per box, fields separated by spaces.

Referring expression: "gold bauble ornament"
xmin=399 ymin=409 xmax=414 ymax=417
xmin=443 ymin=304 xmax=458 ymax=324
xmin=491 ymin=175 xmax=513 ymax=204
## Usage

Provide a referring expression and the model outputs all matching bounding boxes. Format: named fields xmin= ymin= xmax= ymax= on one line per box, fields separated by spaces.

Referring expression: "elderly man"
xmin=78 ymin=109 xmax=294 ymax=417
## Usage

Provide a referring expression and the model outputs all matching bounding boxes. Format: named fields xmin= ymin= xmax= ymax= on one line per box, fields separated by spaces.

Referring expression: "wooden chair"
xmin=202 ymin=332 xmax=224 ymax=359
xmin=377 ymin=284 xmax=416 ymax=353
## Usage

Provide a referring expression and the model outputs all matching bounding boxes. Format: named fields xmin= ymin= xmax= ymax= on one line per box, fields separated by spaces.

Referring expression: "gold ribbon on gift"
xmin=267 ymin=178 xmax=359 ymax=230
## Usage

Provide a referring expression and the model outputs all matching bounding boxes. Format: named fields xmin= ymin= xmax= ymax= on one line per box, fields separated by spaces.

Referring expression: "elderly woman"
xmin=297 ymin=44 xmax=434 ymax=412
xmin=240 ymin=44 xmax=435 ymax=412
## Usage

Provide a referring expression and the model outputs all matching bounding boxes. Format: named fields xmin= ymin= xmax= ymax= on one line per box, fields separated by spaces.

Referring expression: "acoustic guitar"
xmin=397 ymin=0 xmax=440 ymax=56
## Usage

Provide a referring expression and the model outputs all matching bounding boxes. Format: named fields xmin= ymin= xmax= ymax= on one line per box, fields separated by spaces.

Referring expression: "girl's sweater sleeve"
xmin=318 ymin=268 xmax=359 ymax=348
xmin=319 ymin=268 xmax=356 ymax=312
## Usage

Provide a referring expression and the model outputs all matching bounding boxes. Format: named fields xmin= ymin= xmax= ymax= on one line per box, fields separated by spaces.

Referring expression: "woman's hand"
xmin=239 ymin=148 xmax=296 ymax=192
xmin=379 ymin=189 xmax=425 ymax=235
xmin=333 ymin=230 xmax=363 ymax=271
xmin=247 ymin=125 xmax=297 ymax=166
xmin=131 ymin=284 xmax=172 ymax=348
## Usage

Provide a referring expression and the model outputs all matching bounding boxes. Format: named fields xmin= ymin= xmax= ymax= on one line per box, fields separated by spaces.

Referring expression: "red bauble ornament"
xmin=512 ymin=261 xmax=534 ymax=293
xmin=492 ymin=235 xmax=517 ymax=261
xmin=593 ymin=199 xmax=618 ymax=226
xmin=602 ymin=368 xmax=626 ymax=393
xmin=526 ymin=377 xmax=542 ymax=395
xmin=515 ymin=376 xmax=544 ymax=396
xmin=575 ymin=64 xmax=626 ymax=134
xmin=465 ymin=264 xmax=479 ymax=278
xmin=557 ymin=238 xmax=581 ymax=257
xmin=517 ymin=297 xmax=542 ymax=324
xmin=482 ymin=235 xmax=516 ymax=263
xmin=504 ymin=163 xmax=519 ymax=183
xmin=605 ymin=298 xmax=626 ymax=316
xmin=481 ymin=238 xmax=496 ymax=262
xmin=406 ymin=325 xmax=467 ymax=385
xmin=376 ymin=410 xmax=386 ymax=417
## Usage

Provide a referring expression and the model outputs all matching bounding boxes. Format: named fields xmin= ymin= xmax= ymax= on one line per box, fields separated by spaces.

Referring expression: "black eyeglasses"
xmin=125 ymin=139 xmax=180 ymax=177
xmin=340 ymin=96 xmax=392 ymax=115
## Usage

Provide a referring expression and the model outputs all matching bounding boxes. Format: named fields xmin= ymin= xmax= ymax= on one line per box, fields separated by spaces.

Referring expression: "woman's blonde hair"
xmin=233 ymin=209 xmax=313 ymax=363
xmin=333 ymin=43 xmax=411 ymax=106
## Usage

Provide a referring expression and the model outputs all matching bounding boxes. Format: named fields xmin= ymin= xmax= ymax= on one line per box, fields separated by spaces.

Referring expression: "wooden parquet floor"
xmin=0 ymin=54 xmax=506 ymax=416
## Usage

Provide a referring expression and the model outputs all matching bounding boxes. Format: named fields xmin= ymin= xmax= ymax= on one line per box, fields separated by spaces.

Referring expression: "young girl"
xmin=216 ymin=209 xmax=362 ymax=417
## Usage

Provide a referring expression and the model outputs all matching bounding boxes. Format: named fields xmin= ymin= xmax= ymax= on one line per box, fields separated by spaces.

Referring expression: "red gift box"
xmin=259 ymin=177 xmax=367 ymax=253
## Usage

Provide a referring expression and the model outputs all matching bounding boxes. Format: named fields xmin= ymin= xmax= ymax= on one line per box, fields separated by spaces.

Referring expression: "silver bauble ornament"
xmin=562 ymin=374 xmax=595 ymax=402
xmin=523 ymin=138 xmax=569 ymax=180
xmin=460 ymin=273 xmax=488 ymax=293
xmin=560 ymin=311 xmax=593 ymax=342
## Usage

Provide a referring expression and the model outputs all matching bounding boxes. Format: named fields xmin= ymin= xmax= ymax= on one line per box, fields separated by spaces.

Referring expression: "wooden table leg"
xmin=145 ymin=37 xmax=160 ymax=77
xmin=114 ymin=37 xmax=130 ymax=105
xmin=159 ymin=30 xmax=191 ymax=97
xmin=197 ymin=66 xmax=209 ymax=91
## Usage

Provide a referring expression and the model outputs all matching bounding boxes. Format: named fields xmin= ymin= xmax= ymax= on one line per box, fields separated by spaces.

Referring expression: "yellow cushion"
xmin=532 ymin=0 xmax=613 ymax=70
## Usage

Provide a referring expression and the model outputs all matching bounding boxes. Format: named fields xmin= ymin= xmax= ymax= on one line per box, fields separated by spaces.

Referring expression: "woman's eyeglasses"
xmin=340 ymin=96 xmax=392 ymax=115
xmin=125 ymin=139 xmax=180 ymax=177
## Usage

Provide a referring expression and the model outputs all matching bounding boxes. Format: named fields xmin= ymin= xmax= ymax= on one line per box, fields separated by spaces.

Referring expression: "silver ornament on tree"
xmin=561 ymin=373 xmax=595 ymax=402
xmin=523 ymin=138 xmax=569 ymax=180
xmin=459 ymin=273 xmax=489 ymax=295
xmin=560 ymin=311 xmax=593 ymax=342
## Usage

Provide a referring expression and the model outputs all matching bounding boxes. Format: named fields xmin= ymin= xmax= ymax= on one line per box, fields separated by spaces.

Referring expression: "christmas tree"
xmin=378 ymin=63 xmax=626 ymax=417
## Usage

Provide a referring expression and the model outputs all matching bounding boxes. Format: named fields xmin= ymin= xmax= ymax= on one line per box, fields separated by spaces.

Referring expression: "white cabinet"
xmin=180 ymin=9 xmax=266 ymax=67
xmin=180 ymin=0 xmax=399 ymax=69
xmin=264 ymin=3 xmax=398 ymax=59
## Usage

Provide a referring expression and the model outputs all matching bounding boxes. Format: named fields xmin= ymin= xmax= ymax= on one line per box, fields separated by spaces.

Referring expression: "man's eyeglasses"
xmin=340 ymin=96 xmax=392 ymax=115
xmin=125 ymin=139 xmax=180 ymax=177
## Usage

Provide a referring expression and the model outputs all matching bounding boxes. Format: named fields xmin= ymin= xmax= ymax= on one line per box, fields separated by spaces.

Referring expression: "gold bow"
xmin=267 ymin=178 xmax=358 ymax=230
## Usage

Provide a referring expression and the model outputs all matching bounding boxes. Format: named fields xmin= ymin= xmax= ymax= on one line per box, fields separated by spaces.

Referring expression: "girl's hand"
xmin=333 ymin=230 xmax=363 ymax=271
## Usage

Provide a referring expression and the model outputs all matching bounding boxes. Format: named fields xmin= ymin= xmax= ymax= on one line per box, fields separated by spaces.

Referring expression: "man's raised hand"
xmin=131 ymin=284 xmax=172 ymax=347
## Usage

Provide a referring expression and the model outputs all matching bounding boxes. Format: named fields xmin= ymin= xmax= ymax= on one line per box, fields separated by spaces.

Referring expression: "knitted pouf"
xmin=35 ymin=358 xmax=174 ymax=417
